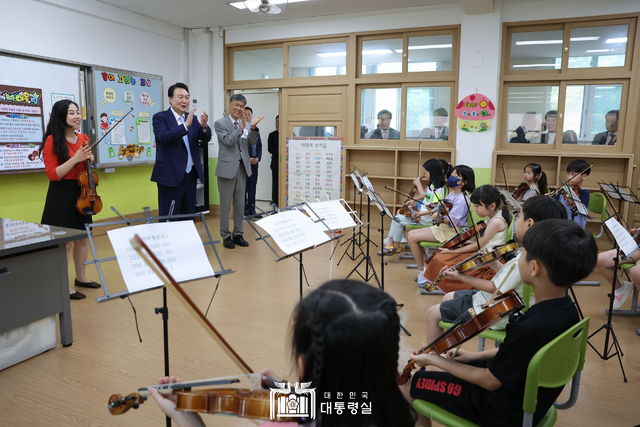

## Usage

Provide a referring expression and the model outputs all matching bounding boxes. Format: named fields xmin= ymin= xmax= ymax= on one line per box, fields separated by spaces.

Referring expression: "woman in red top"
xmin=39 ymin=100 xmax=101 ymax=300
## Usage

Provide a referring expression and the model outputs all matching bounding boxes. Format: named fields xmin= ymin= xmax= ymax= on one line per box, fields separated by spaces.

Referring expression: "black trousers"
xmin=271 ymin=167 xmax=279 ymax=205
xmin=157 ymin=169 xmax=197 ymax=218
xmin=245 ymin=164 xmax=259 ymax=214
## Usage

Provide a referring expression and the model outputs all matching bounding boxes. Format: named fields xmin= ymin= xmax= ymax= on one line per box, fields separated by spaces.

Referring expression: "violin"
xmin=427 ymin=242 xmax=519 ymax=291
xmin=397 ymin=289 xmax=525 ymax=385
xmin=425 ymin=221 xmax=487 ymax=265
xmin=108 ymin=235 xmax=294 ymax=422
xmin=512 ymin=183 xmax=530 ymax=200
xmin=398 ymin=185 xmax=419 ymax=222
xmin=76 ymin=141 xmax=103 ymax=215
xmin=109 ymin=387 xmax=298 ymax=421
xmin=561 ymin=185 xmax=582 ymax=208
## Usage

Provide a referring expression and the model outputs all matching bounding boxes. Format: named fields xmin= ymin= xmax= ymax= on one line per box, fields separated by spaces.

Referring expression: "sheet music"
xmin=305 ymin=200 xmax=357 ymax=230
xmin=496 ymin=186 xmax=522 ymax=211
xmin=360 ymin=175 xmax=374 ymax=192
xmin=255 ymin=210 xmax=330 ymax=255
xmin=108 ymin=222 xmax=215 ymax=293
xmin=563 ymin=185 xmax=588 ymax=216
xmin=601 ymin=184 xmax=636 ymax=202
xmin=604 ymin=218 xmax=638 ymax=258
xmin=350 ymin=173 xmax=363 ymax=193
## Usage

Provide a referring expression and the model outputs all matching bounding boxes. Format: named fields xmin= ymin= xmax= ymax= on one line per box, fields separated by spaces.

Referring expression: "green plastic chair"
xmin=588 ymin=193 xmax=607 ymax=238
xmin=413 ymin=317 xmax=590 ymax=427
xmin=439 ymin=283 xmax=534 ymax=351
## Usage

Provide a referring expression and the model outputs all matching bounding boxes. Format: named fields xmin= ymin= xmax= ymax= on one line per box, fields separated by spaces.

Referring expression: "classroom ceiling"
xmin=94 ymin=0 xmax=464 ymax=28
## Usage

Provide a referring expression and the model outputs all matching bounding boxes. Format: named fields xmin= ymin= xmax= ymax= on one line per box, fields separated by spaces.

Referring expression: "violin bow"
xmin=461 ymin=190 xmax=481 ymax=252
xmin=88 ymin=107 xmax=134 ymax=151
xmin=549 ymin=162 xmax=594 ymax=197
xmin=131 ymin=235 xmax=255 ymax=376
xmin=501 ymin=163 xmax=510 ymax=193
xmin=385 ymin=185 xmax=423 ymax=204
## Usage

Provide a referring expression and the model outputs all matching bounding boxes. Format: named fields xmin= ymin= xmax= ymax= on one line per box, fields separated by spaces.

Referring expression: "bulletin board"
xmin=0 ymin=54 xmax=80 ymax=174
xmin=92 ymin=68 xmax=163 ymax=168
xmin=286 ymin=137 xmax=343 ymax=206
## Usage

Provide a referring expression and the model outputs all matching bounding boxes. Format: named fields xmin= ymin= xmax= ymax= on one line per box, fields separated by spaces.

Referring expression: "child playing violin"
xmin=425 ymin=196 xmax=567 ymax=345
xmin=39 ymin=99 xmax=101 ymax=300
xmin=403 ymin=219 xmax=597 ymax=427
xmin=596 ymin=229 xmax=640 ymax=311
xmin=513 ymin=163 xmax=547 ymax=204
xmin=555 ymin=159 xmax=590 ymax=228
xmin=407 ymin=165 xmax=476 ymax=282
xmin=150 ymin=280 xmax=416 ymax=427
xmin=378 ymin=159 xmax=446 ymax=256
xmin=419 ymin=185 xmax=510 ymax=291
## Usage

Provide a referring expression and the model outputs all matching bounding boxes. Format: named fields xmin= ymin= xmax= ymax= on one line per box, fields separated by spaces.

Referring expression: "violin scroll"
xmin=108 ymin=393 xmax=147 ymax=415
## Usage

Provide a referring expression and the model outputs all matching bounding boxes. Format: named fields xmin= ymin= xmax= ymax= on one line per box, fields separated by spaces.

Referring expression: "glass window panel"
xmin=288 ymin=42 xmax=347 ymax=77
xmin=233 ymin=48 xmax=284 ymax=81
xmin=292 ymin=126 xmax=336 ymax=137
xmin=408 ymin=35 xmax=453 ymax=72
xmin=563 ymin=84 xmax=622 ymax=145
xmin=506 ymin=86 xmax=559 ymax=144
xmin=360 ymin=88 xmax=401 ymax=140
xmin=406 ymin=87 xmax=451 ymax=140
xmin=510 ymin=30 xmax=563 ymax=71
xmin=361 ymin=39 xmax=403 ymax=74
xmin=569 ymin=25 xmax=628 ymax=68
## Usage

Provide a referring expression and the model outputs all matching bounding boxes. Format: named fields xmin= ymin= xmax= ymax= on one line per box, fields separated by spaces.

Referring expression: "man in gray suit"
xmin=368 ymin=109 xmax=400 ymax=139
xmin=214 ymin=94 xmax=264 ymax=249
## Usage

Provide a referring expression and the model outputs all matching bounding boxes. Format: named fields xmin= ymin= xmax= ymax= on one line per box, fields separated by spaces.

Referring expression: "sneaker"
xmin=613 ymin=281 xmax=634 ymax=310
xmin=417 ymin=275 xmax=431 ymax=288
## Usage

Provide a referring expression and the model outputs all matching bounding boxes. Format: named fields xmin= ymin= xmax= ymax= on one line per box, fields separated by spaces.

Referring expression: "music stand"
xmin=244 ymin=202 xmax=340 ymax=300
xmin=85 ymin=209 xmax=233 ymax=426
xmin=337 ymin=172 xmax=366 ymax=264
xmin=587 ymin=182 xmax=640 ymax=382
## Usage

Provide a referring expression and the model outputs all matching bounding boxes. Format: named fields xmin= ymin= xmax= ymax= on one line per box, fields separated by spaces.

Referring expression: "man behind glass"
xmin=419 ymin=108 xmax=449 ymax=140
xmin=509 ymin=111 xmax=539 ymax=144
xmin=369 ymin=109 xmax=400 ymax=140
xmin=592 ymin=110 xmax=619 ymax=145
xmin=538 ymin=110 xmax=557 ymax=144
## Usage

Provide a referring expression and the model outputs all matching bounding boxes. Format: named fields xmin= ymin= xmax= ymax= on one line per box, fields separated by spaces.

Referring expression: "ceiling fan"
xmin=243 ymin=0 xmax=287 ymax=17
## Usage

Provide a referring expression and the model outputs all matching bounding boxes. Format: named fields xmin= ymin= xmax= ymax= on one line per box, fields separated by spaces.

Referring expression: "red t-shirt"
xmin=42 ymin=133 xmax=89 ymax=181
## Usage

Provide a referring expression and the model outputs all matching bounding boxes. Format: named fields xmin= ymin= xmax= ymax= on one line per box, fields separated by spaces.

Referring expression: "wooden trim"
xmin=503 ymin=12 xmax=640 ymax=28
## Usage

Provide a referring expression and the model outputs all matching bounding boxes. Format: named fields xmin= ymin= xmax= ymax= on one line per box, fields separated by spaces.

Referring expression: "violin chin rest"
xmin=82 ymin=208 xmax=95 ymax=215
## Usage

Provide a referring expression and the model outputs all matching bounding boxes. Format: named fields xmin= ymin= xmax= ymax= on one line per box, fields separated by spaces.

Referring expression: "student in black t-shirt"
xmin=403 ymin=219 xmax=597 ymax=427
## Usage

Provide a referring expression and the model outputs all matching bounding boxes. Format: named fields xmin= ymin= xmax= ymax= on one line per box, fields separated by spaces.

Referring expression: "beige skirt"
xmin=431 ymin=224 xmax=459 ymax=242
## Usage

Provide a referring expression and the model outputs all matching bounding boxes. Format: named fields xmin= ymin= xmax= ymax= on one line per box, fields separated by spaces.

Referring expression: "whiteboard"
xmin=286 ymin=137 xmax=343 ymax=206
xmin=0 ymin=55 xmax=80 ymax=174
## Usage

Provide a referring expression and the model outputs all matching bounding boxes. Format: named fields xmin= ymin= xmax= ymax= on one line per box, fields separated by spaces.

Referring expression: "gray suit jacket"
xmin=214 ymin=115 xmax=259 ymax=179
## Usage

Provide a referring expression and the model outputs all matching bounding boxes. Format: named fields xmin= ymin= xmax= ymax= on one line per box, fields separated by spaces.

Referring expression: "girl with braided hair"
xmin=150 ymin=280 xmax=416 ymax=427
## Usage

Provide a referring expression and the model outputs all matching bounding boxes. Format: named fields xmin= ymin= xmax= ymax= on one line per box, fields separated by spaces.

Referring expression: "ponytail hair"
xmin=525 ymin=163 xmax=548 ymax=194
xmin=470 ymin=185 xmax=512 ymax=228
xmin=423 ymin=158 xmax=446 ymax=190
xmin=438 ymin=158 xmax=452 ymax=179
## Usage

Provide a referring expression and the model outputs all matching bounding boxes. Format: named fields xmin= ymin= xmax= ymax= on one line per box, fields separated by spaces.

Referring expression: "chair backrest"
xmin=521 ymin=283 xmax=534 ymax=313
xmin=505 ymin=212 xmax=515 ymax=242
xmin=522 ymin=317 xmax=590 ymax=415
xmin=589 ymin=193 xmax=607 ymax=222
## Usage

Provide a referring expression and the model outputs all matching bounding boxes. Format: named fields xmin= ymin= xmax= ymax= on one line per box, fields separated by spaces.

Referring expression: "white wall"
xmin=0 ymin=0 xmax=185 ymax=100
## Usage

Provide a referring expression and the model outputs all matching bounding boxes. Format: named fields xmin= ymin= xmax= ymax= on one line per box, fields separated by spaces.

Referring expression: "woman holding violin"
xmin=149 ymin=279 xmax=416 ymax=426
xmin=401 ymin=219 xmax=597 ymax=427
xmin=39 ymin=100 xmax=101 ymax=300
xmin=377 ymin=159 xmax=446 ymax=256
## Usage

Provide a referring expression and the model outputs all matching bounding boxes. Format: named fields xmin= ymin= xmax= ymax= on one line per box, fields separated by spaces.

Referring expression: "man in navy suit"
xmin=151 ymin=83 xmax=211 ymax=217
xmin=243 ymin=106 xmax=262 ymax=218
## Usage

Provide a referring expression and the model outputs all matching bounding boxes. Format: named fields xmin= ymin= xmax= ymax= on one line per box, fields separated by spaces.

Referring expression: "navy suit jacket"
xmin=151 ymin=107 xmax=211 ymax=187
xmin=249 ymin=134 xmax=263 ymax=163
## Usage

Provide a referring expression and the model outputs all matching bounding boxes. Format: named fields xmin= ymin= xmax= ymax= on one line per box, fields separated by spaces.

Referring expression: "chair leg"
xmin=477 ymin=337 xmax=485 ymax=352
xmin=555 ymin=371 xmax=581 ymax=410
